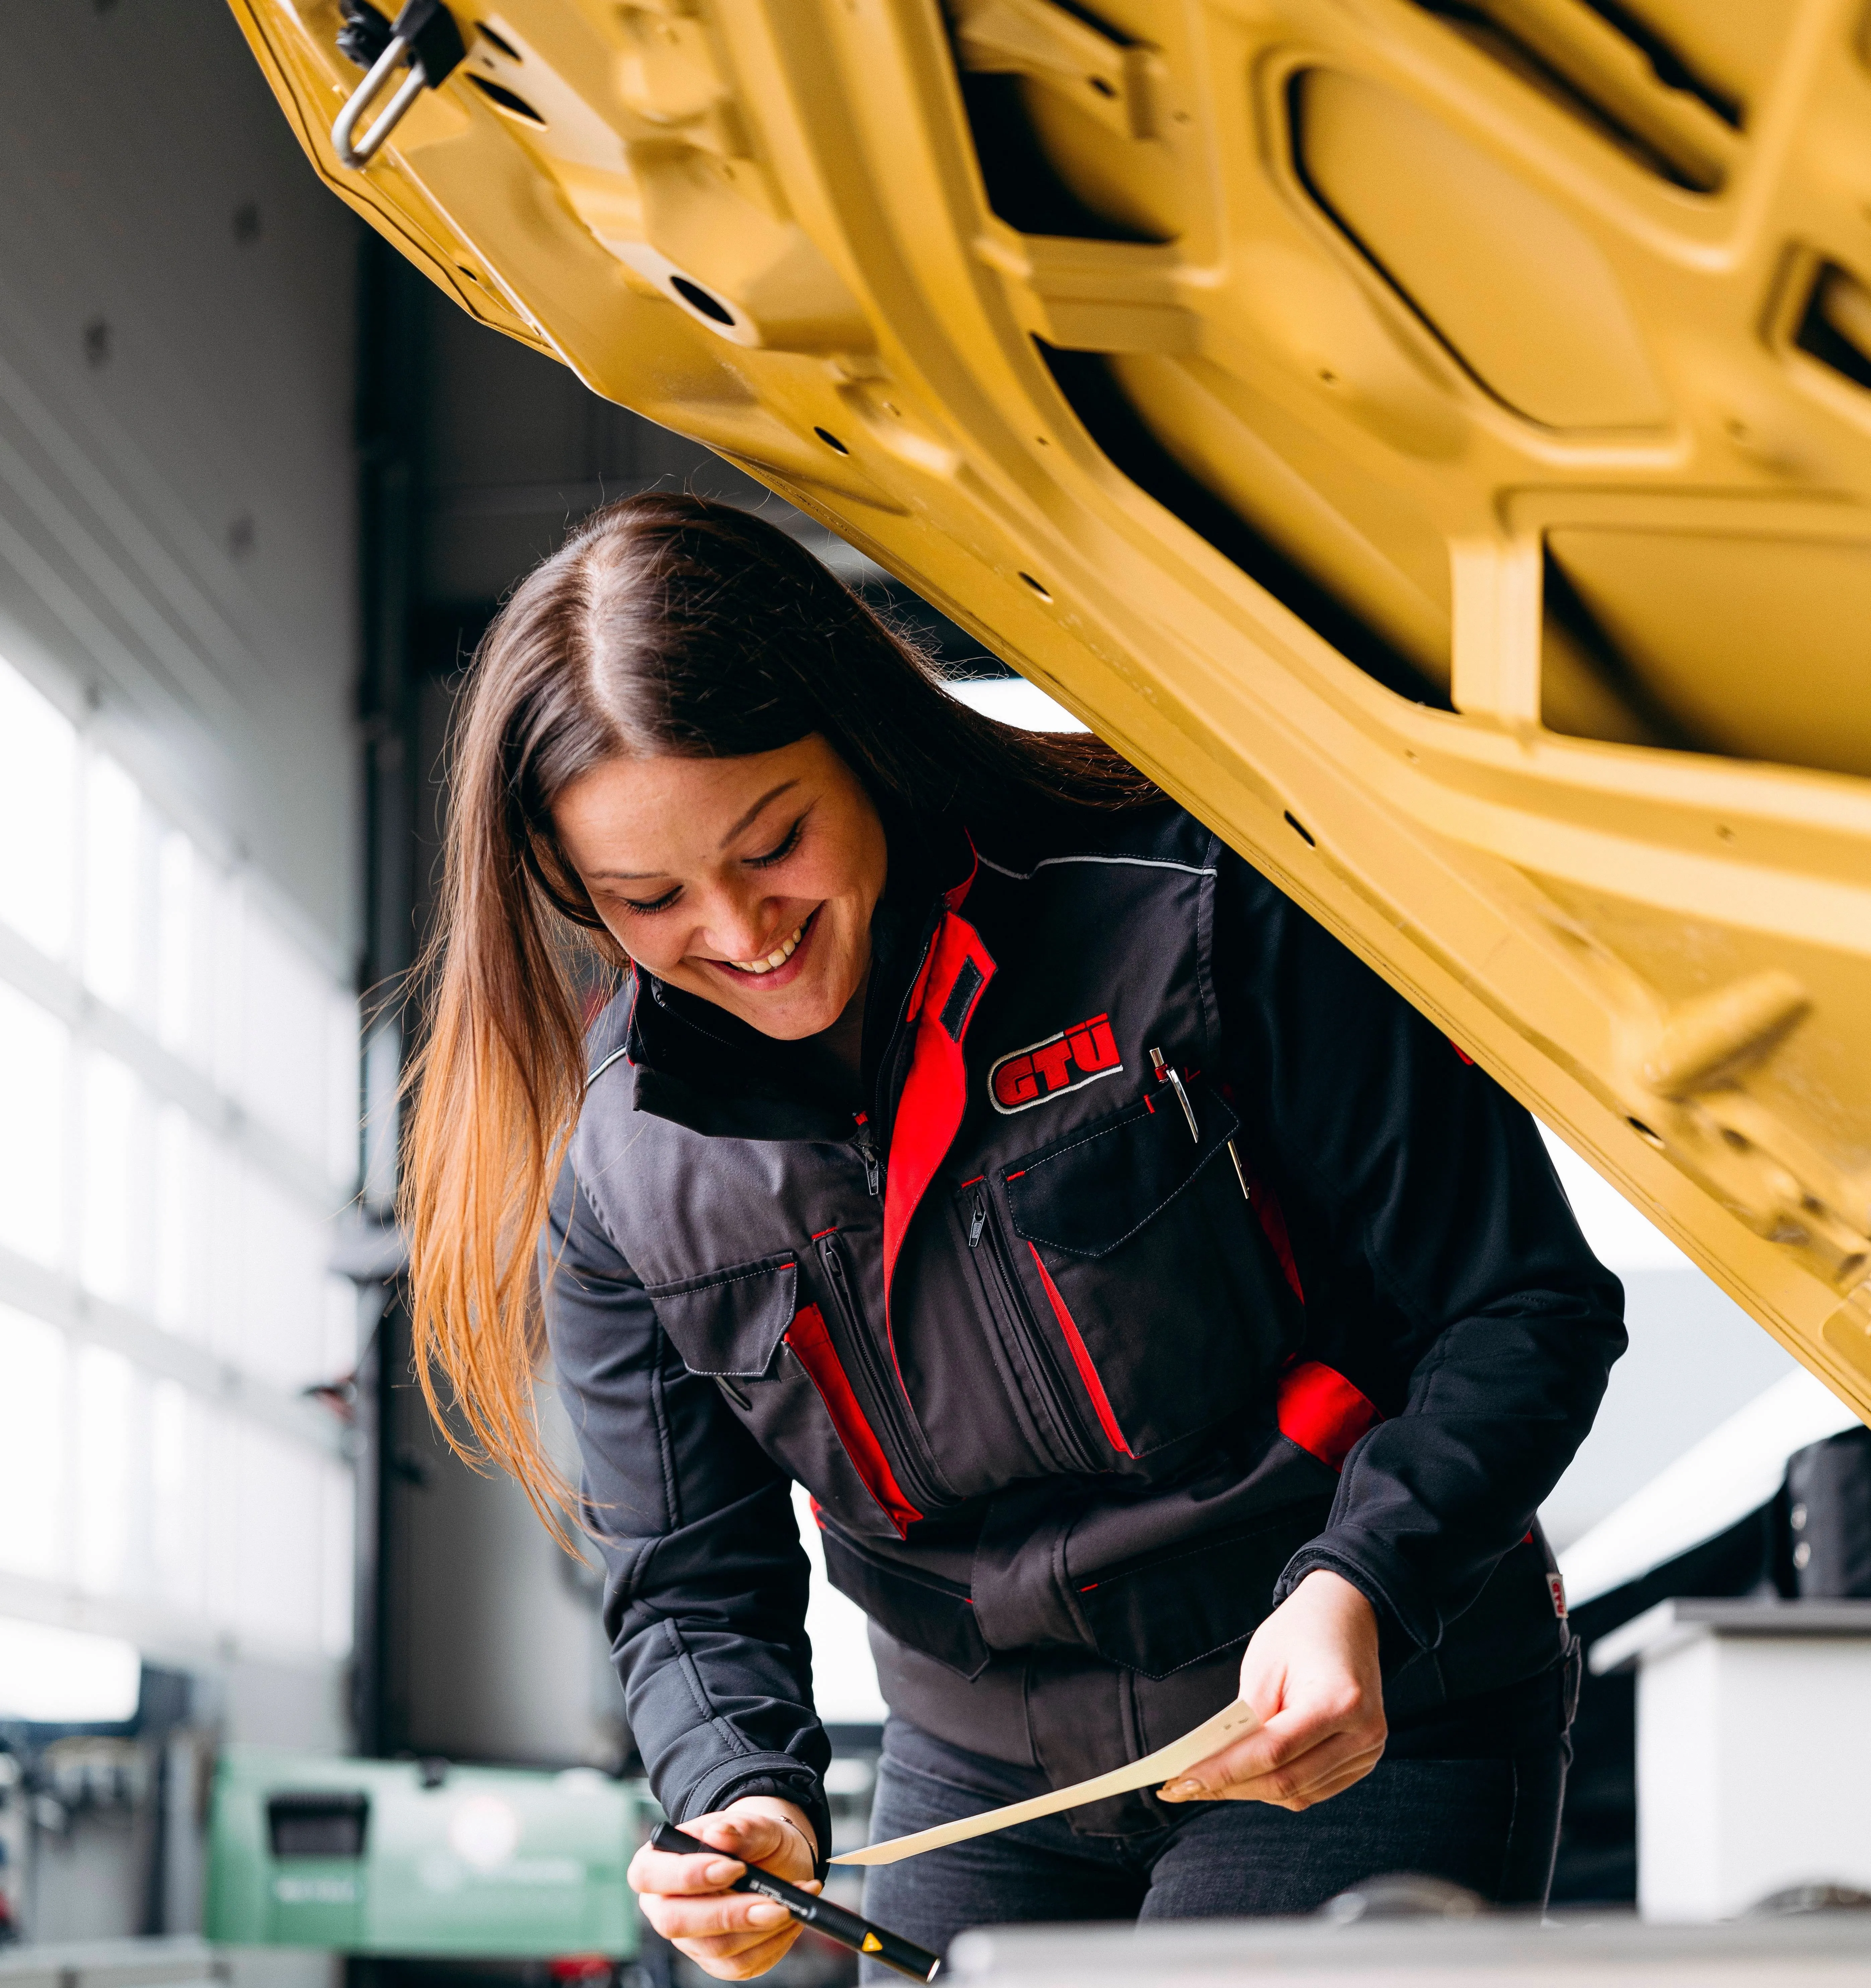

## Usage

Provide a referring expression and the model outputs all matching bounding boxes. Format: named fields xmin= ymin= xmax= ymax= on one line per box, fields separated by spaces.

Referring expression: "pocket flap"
xmin=1004 ymin=1080 xmax=1241 ymax=1259
xmin=645 ymin=1253 xmax=798 ymax=1377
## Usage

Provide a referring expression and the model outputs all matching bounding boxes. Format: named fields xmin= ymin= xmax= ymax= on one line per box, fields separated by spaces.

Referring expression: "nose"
xmin=698 ymin=882 xmax=782 ymax=964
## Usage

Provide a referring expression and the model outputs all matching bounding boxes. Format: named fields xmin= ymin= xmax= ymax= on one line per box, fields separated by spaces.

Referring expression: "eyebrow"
xmin=720 ymin=779 xmax=799 ymax=849
xmin=585 ymin=780 xmax=801 ymax=883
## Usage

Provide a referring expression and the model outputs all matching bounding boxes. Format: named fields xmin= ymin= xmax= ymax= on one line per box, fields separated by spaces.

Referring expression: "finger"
xmin=629 ymin=1806 xmax=804 ymax=1897
xmin=671 ymin=1903 xmax=794 ymax=1951
xmin=696 ymin=1812 xmax=789 ymax=1860
xmin=1159 ymin=1722 xmax=1313 ymax=1800
xmin=1251 ymin=1753 xmax=1383 ymax=1813
xmin=629 ymin=1844 xmax=747 ymax=1896
xmin=1162 ymin=1700 xmax=1375 ymax=1799
xmin=677 ymin=1921 xmax=802 ymax=1980
xmin=660 ymin=1877 xmax=821 ymax=1971
xmin=641 ymin=1891 xmax=794 ymax=1944
xmin=667 ymin=1875 xmax=818 ymax=1929
xmin=711 ymin=1810 xmax=818 ymax=1882
xmin=1206 ymin=1731 xmax=1385 ymax=1807
xmin=664 ymin=1908 xmax=795 ymax=1972
xmin=1164 ymin=1720 xmax=1381 ymax=1804
xmin=1227 ymin=1723 xmax=1383 ymax=1795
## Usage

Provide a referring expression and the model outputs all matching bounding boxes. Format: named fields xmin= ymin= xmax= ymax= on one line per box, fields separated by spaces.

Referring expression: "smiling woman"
xmin=403 ymin=494 xmax=1623 ymax=1983
xmin=404 ymin=492 xmax=1149 ymax=1528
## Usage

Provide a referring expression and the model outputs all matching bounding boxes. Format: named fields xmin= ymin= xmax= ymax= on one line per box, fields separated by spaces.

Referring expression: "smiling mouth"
xmin=712 ymin=907 xmax=819 ymax=983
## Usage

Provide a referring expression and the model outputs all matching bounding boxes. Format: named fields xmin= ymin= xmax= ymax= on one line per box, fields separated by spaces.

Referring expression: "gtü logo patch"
xmin=989 ymin=1014 xmax=1123 ymax=1114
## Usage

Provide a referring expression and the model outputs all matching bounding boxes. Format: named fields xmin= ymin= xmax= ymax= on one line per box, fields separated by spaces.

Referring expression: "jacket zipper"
xmin=868 ymin=905 xmax=943 ymax=1175
xmin=817 ymin=1232 xmax=946 ymax=1514
xmin=852 ymin=1114 xmax=881 ymax=1196
xmin=968 ymin=1187 xmax=1104 ymax=1474
xmin=805 ymin=916 xmax=933 ymax=1513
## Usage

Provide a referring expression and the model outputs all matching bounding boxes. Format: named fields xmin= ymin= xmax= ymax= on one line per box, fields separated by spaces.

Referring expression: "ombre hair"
xmin=402 ymin=494 xmax=1154 ymax=1539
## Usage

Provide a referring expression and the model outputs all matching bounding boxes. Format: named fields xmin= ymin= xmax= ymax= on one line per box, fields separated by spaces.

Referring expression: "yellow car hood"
xmin=231 ymin=0 xmax=1871 ymax=1420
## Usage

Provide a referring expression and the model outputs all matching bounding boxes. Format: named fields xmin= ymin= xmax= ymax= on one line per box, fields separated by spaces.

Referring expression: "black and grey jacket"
xmin=544 ymin=802 xmax=1625 ymax=1859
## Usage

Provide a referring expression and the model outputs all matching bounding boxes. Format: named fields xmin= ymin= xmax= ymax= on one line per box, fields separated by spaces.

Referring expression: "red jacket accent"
xmin=1277 ymin=1358 xmax=1382 ymax=1472
xmin=882 ymin=910 xmax=995 ymax=1315
xmin=785 ymin=1304 xmax=922 ymax=1537
xmin=1027 ymin=1242 xmax=1133 ymax=1457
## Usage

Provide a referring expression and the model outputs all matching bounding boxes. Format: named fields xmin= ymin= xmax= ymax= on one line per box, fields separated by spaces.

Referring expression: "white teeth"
xmin=731 ymin=924 xmax=805 ymax=975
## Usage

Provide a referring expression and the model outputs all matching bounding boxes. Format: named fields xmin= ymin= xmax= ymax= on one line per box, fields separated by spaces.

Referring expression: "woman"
xmin=406 ymin=494 xmax=1623 ymax=1979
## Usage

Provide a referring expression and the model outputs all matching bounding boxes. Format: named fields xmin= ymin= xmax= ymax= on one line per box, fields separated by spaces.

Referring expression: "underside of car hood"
xmin=230 ymin=0 xmax=1871 ymax=1422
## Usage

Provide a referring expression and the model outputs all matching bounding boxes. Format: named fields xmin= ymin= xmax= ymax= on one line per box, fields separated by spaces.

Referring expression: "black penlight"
xmin=649 ymin=1822 xmax=941 ymax=1981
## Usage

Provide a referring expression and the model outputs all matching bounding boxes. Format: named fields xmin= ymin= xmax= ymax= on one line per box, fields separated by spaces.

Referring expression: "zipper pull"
xmin=968 ymin=1190 xmax=988 ymax=1249
xmin=853 ymin=1113 xmax=881 ymax=1196
xmin=1149 ymin=1046 xmax=1200 ymax=1143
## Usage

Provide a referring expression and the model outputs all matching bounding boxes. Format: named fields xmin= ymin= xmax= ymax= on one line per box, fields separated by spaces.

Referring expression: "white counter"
xmin=1591 ymin=1599 xmax=1871 ymax=1922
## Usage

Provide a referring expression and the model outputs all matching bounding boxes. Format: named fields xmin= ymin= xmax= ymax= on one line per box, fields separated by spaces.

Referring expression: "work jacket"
xmin=545 ymin=801 xmax=1625 ymax=1861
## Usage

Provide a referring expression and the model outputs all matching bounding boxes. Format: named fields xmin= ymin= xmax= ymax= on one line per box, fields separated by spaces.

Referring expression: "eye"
xmin=617 ymin=884 xmax=681 ymax=916
xmin=745 ymin=816 xmax=804 ymax=869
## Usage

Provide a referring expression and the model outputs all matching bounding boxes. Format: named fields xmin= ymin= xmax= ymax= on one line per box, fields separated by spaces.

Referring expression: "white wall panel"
xmin=73 ymin=1344 xmax=137 ymax=1598
xmin=0 ymin=660 xmax=75 ymax=955
xmin=0 ymin=984 xmax=68 ymax=1270
xmin=0 ymin=2 xmax=365 ymax=1738
xmin=0 ymin=3 xmax=361 ymax=950
xmin=77 ymin=1050 xmax=144 ymax=1307
xmin=0 ymin=1306 xmax=67 ymax=1582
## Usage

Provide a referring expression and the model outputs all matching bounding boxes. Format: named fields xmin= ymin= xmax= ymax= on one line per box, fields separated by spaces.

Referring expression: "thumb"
xmin=706 ymin=1812 xmax=783 ymax=1859
xmin=1239 ymin=1648 xmax=1293 ymax=1723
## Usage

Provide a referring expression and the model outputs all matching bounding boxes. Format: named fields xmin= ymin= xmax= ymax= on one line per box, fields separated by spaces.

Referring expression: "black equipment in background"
xmin=1550 ymin=1425 xmax=1871 ymax=1905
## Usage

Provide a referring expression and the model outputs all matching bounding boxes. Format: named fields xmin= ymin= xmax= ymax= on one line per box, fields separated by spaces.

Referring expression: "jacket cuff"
xmin=1273 ymin=1540 xmax=1431 ymax=1677
xmin=683 ymin=1753 xmax=832 ymax=1881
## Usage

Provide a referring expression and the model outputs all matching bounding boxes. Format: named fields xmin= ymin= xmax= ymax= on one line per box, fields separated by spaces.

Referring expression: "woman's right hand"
xmin=627 ymin=1796 xmax=821 ymax=1980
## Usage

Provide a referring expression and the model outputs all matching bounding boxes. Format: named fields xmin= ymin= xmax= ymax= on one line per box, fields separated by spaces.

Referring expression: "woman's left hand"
xmin=1158 ymin=1568 xmax=1387 ymax=1810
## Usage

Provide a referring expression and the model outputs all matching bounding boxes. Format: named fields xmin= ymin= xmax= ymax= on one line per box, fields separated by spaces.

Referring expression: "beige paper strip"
xmin=831 ymin=1697 xmax=1262 ymax=1867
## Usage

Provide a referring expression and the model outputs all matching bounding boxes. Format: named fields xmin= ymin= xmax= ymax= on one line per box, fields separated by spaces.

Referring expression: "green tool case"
xmin=204 ymin=1747 xmax=648 ymax=1959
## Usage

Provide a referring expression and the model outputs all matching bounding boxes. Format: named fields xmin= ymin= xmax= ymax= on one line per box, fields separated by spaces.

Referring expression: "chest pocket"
xmin=644 ymin=1253 xmax=798 ymax=1377
xmin=999 ymin=1079 xmax=1300 ymax=1457
xmin=643 ymin=1251 xmax=921 ymax=1542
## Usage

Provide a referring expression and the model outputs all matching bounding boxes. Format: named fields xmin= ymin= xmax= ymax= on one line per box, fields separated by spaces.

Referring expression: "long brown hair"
xmin=403 ymin=494 xmax=1154 ymax=1538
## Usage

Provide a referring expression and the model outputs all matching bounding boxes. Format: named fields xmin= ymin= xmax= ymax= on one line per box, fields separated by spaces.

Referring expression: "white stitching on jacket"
xmin=648 ymin=1256 xmax=797 ymax=1299
xmin=976 ymin=853 xmax=1217 ymax=881
xmin=1010 ymin=1101 xmax=1235 ymax=1256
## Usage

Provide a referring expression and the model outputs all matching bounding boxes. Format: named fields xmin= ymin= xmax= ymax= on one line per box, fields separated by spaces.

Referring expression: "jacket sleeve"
xmin=542 ymin=1155 xmax=832 ymax=1863
xmin=1214 ymin=852 xmax=1627 ymax=1668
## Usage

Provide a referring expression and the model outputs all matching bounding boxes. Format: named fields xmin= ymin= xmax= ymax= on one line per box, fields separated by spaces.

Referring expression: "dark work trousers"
xmin=856 ymin=1714 xmax=1567 ymax=1981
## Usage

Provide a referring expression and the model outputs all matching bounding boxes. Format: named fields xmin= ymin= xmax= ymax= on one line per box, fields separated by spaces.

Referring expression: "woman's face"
xmin=551 ymin=734 xmax=888 ymax=1041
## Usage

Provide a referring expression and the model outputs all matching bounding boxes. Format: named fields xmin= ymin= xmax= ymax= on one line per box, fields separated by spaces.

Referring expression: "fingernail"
xmin=705 ymin=1859 xmax=741 ymax=1883
xmin=1162 ymin=1779 xmax=1204 ymax=1800
xmin=748 ymin=1902 xmax=788 ymax=1926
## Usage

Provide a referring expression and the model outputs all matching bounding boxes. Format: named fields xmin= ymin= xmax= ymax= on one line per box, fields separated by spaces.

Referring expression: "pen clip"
xmin=1148 ymin=1046 xmax=1200 ymax=1143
